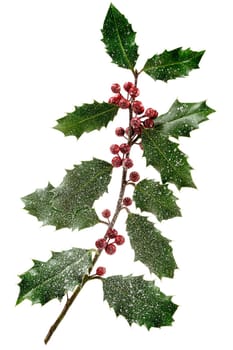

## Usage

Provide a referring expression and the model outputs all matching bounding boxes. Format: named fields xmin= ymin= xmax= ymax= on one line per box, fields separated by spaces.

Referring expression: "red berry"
xmin=129 ymin=171 xmax=140 ymax=182
xmin=115 ymin=127 xmax=125 ymax=137
xmin=123 ymin=158 xmax=134 ymax=169
xmin=119 ymin=143 xmax=131 ymax=154
xmin=145 ymin=108 xmax=158 ymax=118
xmin=95 ymin=238 xmax=107 ymax=250
xmin=133 ymin=101 xmax=144 ymax=114
xmin=134 ymin=127 xmax=142 ymax=135
xmin=108 ymin=93 xmax=121 ymax=105
xmin=111 ymin=83 xmax=121 ymax=93
xmin=129 ymin=86 xmax=140 ymax=98
xmin=106 ymin=228 xmax=118 ymax=239
xmin=111 ymin=156 xmax=122 ymax=168
xmin=102 ymin=209 xmax=111 ymax=218
xmin=96 ymin=266 xmax=106 ymax=276
xmin=110 ymin=144 xmax=120 ymax=154
xmin=115 ymin=235 xmax=125 ymax=245
xmin=108 ymin=97 xmax=115 ymax=104
xmin=130 ymin=117 xmax=141 ymax=129
xmin=144 ymin=118 xmax=155 ymax=128
xmin=123 ymin=197 xmax=132 ymax=206
xmin=123 ymin=82 xmax=134 ymax=92
xmin=118 ymin=98 xmax=130 ymax=109
xmin=105 ymin=243 xmax=117 ymax=255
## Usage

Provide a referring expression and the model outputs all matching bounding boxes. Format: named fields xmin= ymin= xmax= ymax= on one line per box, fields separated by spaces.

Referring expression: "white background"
xmin=1 ymin=0 xmax=233 ymax=349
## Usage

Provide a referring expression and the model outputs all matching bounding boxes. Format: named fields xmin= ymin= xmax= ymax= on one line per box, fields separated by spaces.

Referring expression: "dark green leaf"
xmin=52 ymin=158 xmax=112 ymax=213
xmin=143 ymin=47 xmax=204 ymax=82
xmin=17 ymin=248 xmax=92 ymax=305
xmin=134 ymin=179 xmax=181 ymax=221
xmin=155 ymin=100 xmax=215 ymax=138
xmin=103 ymin=275 xmax=178 ymax=328
xmin=102 ymin=4 xmax=139 ymax=71
xmin=22 ymin=184 xmax=99 ymax=230
xmin=54 ymin=101 xmax=118 ymax=139
xmin=142 ymin=129 xmax=195 ymax=189
xmin=22 ymin=182 xmax=55 ymax=224
xmin=23 ymin=184 xmax=99 ymax=230
xmin=22 ymin=159 xmax=112 ymax=230
xmin=126 ymin=214 xmax=177 ymax=278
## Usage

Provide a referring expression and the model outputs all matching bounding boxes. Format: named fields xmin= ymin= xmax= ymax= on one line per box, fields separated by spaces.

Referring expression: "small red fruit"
xmin=123 ymin=82 xmax=134 ymax=92
xmin=123 ymin=197 xmax=132 ymax=206
xmin=133 ymin=101 xmax=144 ymax=114
xmin=105 ymin=243 xmax=117 ymax=255
xmin=108 ymin=93 xmax=122 ymax=105
xmin=95 ymin=238 xmax=107 ymax=250
xmin=118 ymin=98 xmax=130 ymax=109
xmin=111 ymin=83 xmax=121 ymax=93
xmin=145 ymin=108 xmax=158 ymax=118
xmin=110 ymin=144 xmax=120 ymax=154
xmin=96 ymin=266 xmax=106 ymax=276
xmin=119 ymin=143 xmax=131 ymax=154
xmin=115 ymin=127 xmax=125 ymax=137
xmin=106 ymin=228 xmax=118 ymax=239
xmin=134 ymin=127 xmax=142 ymax=135
xmin=144 ymin=118 xmax=155 ymax=128
xmin=129 ymin=171 xmax=140 ymax=182
xmin=123 ymin=158 xmax=134 ymax=169
xmin=115 ymin=235 xmax=125 ymax=245
xmin=130 ymin=117 xmax=141 ymax=129
xmin=129 ymin=86 xmax=140 ymax=98
xmin=111 ymin=156 xmax=122 ymax=168
xmin=102 ymin=209 xmax=111 ymax=218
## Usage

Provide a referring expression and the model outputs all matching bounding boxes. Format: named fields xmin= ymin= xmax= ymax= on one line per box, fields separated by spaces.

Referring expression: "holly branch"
xmin=16 ymin=3 xmax=215 ymax=344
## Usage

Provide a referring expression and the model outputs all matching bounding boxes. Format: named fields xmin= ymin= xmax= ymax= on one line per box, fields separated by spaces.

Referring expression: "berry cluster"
xmin=109 ymin=81 xmax=158 ymax=134
xmin=95 ymin=81 xmax=152 ymax=277
xmin=95 ymin=209 xmax=126 ymax=276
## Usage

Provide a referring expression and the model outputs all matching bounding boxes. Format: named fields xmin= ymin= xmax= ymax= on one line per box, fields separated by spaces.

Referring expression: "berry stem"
xmin=44 ymin=274 xmax=89 ymax=344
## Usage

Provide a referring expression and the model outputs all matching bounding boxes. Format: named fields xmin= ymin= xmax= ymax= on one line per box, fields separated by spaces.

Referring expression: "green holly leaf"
xmin=126 ymin=214 xmax=177 ymax=278
xmin=17 ymin=248 xmax=92 ymax=305
xmin=142 ymin=129 xmax=195 ymax=189
xmin=101 ymin=4 xmax=139 ymax=71
xmin=134 ymin=179 xmax=181 ymax=221
xmin=22 ymin=159 xmax=112 ymax=230
xmin=103 ymin=275 xmax=178 ymax=328
xmin=52 ymin=158 xmax=112 ymax=214
xmin=143 ymin=47 xmax=204 ymax=82
xmin=22 ymin=184 xmax=99 ymax=230
xmin=155 ymin=100 xmax=215 ymax=138
xmin=54 ymin=101 xmax=119 ymax=139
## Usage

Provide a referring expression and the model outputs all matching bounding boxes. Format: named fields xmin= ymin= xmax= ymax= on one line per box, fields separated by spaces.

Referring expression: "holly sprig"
xmin=17 ymin=3 xmax=215 ymax=344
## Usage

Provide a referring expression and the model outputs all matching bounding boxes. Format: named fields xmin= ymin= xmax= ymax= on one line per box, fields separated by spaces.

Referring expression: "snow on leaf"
xmin=154 ymin=99 xmax=215 ymax=138
xmin=142 ymin=129 xmax=196 ymax=189
xmin=134 ymin=179 xmax=181 ymax=221
xmin=101 ymin=4 xmax=139 ymax=71
xmin=103 ymin=275 xmax=178 ymax=328
xmin=126 ymin=214 xmax=177 ymax=279
xmin=54 ymin=101 xmax=118 ymax=140
xmin=143 ymin=47 xmax=204 ymax=82
xmin=17 ymin=248 xmax=92 ymax=305
xmin=22 ymin=159 xmax=112 ymax=230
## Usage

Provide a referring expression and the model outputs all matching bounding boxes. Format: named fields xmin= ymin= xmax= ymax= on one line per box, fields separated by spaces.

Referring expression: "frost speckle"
xmin=17 ymin=248 xmax=92 ymax=305
xmin=103 ymin=275 xmax=177 ymax=328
